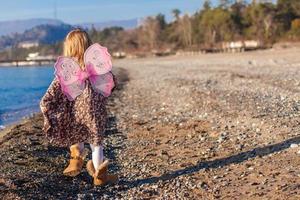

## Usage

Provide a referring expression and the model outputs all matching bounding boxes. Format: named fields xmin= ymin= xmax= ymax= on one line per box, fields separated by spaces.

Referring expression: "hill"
xmin=0 ymin=18 xmax=64 ymax=36
xmin=0 ymin=23 xmax=73 ymax=50
xmin=78 ymin=18 xmax=138 ymax=30
xmin=0 ymin=18 xmax=138 ymax=50
xmin=0 ymin=18 xmax=138 ymax=37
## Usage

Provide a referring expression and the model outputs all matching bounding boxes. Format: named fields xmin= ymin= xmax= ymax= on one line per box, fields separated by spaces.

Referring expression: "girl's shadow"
xmin=122 ymin=136 xmax=300 ymax=188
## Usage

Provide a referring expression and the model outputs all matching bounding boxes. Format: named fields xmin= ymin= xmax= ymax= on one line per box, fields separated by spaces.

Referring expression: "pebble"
xmin=248 ymin=167 xmax=254 ymax=171
xmin=290 ymin=144 xmax=299 ymax=148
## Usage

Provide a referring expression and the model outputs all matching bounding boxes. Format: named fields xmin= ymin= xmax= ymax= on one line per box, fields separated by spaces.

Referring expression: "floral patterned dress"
xmin=40 ymin=77 xmax=110 ymax=147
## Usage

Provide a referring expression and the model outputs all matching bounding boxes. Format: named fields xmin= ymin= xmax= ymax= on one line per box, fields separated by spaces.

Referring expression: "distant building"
xmin=18 ymin=41 xmax=39 ymax=49
xmin=222 ymin=40 xmax=262 ymax=52
xmin=26 ymin=52 xmax=55 ymax=61
xmin=112 ymin=51 xmax=126 ymax=58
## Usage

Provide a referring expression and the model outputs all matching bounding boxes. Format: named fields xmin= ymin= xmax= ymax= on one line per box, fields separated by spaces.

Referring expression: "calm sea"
xmin=0 ymin=65 xmax=54 ymax=127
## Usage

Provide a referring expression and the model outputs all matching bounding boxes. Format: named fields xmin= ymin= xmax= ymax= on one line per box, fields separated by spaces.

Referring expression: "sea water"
xmin=0 ymin=65 xmax=54 ymax=126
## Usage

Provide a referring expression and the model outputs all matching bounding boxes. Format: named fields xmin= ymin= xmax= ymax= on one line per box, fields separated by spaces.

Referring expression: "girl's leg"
xmin=87 ymin=144 xmax=118 ymax=186
xmin=63 ymin=143 xmax=85 ymax=177
xmin=90 ymin=144 xmax=104 ymax=170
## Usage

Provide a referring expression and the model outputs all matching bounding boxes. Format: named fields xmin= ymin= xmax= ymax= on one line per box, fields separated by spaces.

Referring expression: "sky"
xmin=1 ymin=1 xmax=279 ymax=24
xmin=0 ymin=0 xmax=222 ymax=24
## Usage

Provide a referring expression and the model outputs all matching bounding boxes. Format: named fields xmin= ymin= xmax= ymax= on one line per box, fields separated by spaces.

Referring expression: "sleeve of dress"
xmin=39 ymin=78 xmax=61 ymax=133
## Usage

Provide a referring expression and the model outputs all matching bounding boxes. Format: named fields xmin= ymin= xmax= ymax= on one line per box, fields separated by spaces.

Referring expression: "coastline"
xmin=0 ymin=114 xmax=39 ymax=140
xmin=0 ymin=112 xmax=42 ymax=145
xmin=0 ymin=63 xmax=54 ymax=67
xmin=0 ymin=48 xmax=269 ymax=68
xmin=0 ymin=61 xmax=55 ymax=67
xmin=0 ymin=123 xmax=17 ymax=139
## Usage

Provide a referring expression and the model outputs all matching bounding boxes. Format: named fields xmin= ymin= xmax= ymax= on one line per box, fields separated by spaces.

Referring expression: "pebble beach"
xmin=1 ymin=47 xmax=300 ymax=199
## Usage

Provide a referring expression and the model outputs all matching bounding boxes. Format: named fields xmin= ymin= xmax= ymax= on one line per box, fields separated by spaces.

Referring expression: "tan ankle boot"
xmin=86 ymin=160 xmax=95 ymax=177
xmin=63 ymin=144 xmax=86 ymax=177
xmin=86 ymin=160 xmax=118 ymax=186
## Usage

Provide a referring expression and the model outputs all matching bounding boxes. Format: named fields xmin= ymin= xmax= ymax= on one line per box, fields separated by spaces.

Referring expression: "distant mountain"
xmin=0 ymin=18 xmax=138 ymax=50
xmin=0 ymin=18 xmax=138 ymax=37
xmin=22 ymin=24 xmax=73 ymax=44
xmin=0 ymin=24 xmax=73 ymax=50
xmin=0 ymin=18 xmax=64 ymax=36
xmin=78 ymin=18 xmax=138 ymax=30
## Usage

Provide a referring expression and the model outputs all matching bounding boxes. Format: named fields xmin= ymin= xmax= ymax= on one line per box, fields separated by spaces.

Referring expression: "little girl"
xmin=40 ymin=28 xmax=117 ymax=186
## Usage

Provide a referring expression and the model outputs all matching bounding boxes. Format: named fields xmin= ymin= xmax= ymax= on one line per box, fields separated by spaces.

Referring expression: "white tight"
xmin=77 ymin=143 xmax=104 ymax=170
xmin=90 ymin=144 xmax=104 ymax=170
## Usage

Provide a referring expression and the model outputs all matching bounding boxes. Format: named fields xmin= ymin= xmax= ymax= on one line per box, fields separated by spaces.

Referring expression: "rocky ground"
xmin=1 ymin=48 xmax=300 ymax=199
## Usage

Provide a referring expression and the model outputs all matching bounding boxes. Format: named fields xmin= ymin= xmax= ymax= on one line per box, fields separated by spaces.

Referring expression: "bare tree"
xmin=178 ymin=14 xmax=193 ymax=47
xmin=138 ymin=17 xmax=160 ymax=49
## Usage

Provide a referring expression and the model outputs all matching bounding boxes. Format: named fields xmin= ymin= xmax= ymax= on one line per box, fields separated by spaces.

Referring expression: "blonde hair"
xmin=63 ymin=28 xmax=92 ymax=70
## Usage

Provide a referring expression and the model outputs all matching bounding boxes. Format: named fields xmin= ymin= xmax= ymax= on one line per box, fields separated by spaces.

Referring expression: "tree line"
xmin=110 ymin=0 xmax=300 ymax=51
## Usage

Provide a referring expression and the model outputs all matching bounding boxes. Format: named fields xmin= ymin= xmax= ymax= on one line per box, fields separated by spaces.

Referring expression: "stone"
xmin=290 ymin=144 xmax=299 ymax=148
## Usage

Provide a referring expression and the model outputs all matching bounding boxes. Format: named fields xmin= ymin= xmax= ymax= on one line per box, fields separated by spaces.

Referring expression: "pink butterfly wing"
xmin=89 ymin=72 xmax=115 ymax=97
xmin=84 ymin=43 xmax=112 ymax=75
xmin=54 ymin=57 xmax=85 ymax=101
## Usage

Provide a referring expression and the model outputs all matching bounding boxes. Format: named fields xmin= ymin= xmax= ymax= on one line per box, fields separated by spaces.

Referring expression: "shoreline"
xmin=0 ymin=63 xmax=54 ymax=67
xmin=0 ymin=46 xmax=295 ymax=68
xmin=0 ymin=115 xmax=37 ymax=140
